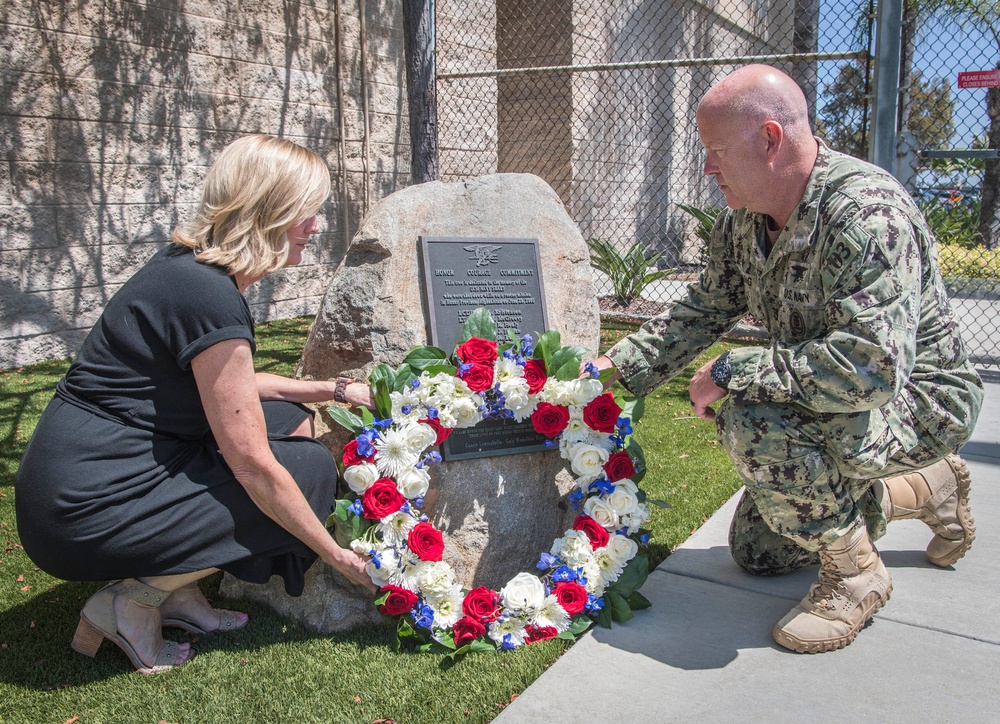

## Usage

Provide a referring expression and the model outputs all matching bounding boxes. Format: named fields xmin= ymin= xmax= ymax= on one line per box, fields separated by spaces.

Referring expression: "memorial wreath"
xmin=326 ymin=309 xmax=655 ymax=656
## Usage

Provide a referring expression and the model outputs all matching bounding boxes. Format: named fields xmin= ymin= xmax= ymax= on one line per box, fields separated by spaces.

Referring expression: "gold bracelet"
xmin=334 ymin=376 xmax=354 ymax=403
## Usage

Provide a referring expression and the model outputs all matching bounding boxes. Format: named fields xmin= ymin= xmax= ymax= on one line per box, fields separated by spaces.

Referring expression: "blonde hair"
xmin=172 ymin=135 xmax=332 ymax=277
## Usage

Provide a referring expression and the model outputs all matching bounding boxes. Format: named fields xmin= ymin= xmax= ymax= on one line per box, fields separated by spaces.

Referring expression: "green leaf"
xmin=326 ymin=499 xmax=357 ymax=548
xmin=557 ymin=616 xmax=595 ymax=639
xmin=405 ymin=345 xmax=449 ymax=363
xmin=416 ymin=641 xmax=453 ymax=654
xmin=461 ymin=308 xmax=497 ymax=342
xmin=596 ymin=605 xmax=613 ymax=629
xmin=620 ymin=396 xmax=645 ymax=425
xmin=325 ymin=406 xmax=365 ymax=434
xmin=549 ymin=345 xmax=588 ymax=381
xmin=647 ymin=497 xmax=671 ymax=509
xmin=610 ymin=553 xmax=649 ymax=598
xmin=625 ymin=439 xmax=647 ymax=483
xmin=419 ymin=363 xmax=459 ymax=377
xmin=360 ymin=407 xmax=375 ymax=427
xmin=606 ymin=590 xmax=634 ymax=623
xmin=535 ymin=329 xmax=561 ymax=364
xmin=597 ymin=367 xmax=618 ymax=386
xmin=627 ymin=590 xmax=652 ymax=610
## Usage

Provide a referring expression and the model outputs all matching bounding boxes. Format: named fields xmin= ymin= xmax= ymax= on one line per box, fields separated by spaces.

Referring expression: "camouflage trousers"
xmin=716 ymin=395 xmax=954 ymax=576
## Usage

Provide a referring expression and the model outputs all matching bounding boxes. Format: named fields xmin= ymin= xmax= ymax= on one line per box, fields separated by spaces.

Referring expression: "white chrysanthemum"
xmin=416 ymin=560 xmax=456 ymax=597
xmin=377 ymin=511 xmax=419 ymax=547
xmin=343 ymin=462 xmax=379 ymax=494
xmin=569 ymin=443 xmax=610 ymax=483
xmin=427 ymin=583 xmax=465 ymax=628
xmin=551 ymin=530 xmax=595 ymax=568
xmin=390 ymin=390 xmax=424 ymax=423
xmin=402 ymin=421 xmax=437 ymax=452
xmin=493 ymin=356 xmax=523 ymax=383
xmin=396 ymin=557 xmax=427 ymax=591
xmin=500 ymin=572 xmax=546 ymax=615
xmin=531 ymin=594 xmax=571 ymax=632
xmin=595 ymin=548 xmax=625 ymax=588
xmin=488 ymin=616 xmax=528 ymax=648
xmin=584 ymin=496 xmax=620 ymax=530
xmin=373 ymin=426 xmax=420 ymax=478
xmin=607 ymin=533 xmax=639 ymax=564
xmin=396 ymin=466 xmax=431 ymax=499
xmin=606 ymin=483 xmax=640 ymax=517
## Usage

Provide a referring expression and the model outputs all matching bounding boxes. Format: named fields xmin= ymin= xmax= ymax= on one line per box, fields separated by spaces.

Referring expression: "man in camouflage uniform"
xmin=592 ymin=65 xmax=983 ymax=653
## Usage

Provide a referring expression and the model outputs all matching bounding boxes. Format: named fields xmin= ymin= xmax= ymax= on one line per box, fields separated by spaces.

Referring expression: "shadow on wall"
xmin=1 ymin=0 xmax=409 ymax=369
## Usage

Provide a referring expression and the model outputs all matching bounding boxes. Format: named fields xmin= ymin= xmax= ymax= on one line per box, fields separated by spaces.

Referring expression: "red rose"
xmin=456 ymin=337 xmax=498 ymax=366
xmin=603 ymin=450 xmax=636 ymax=482
xmin=378 ymin=584 xmax=418 ymax=616
xmin=452 ymin=616 xmax=487 ymax=647
xmin=462 ymin=586 xmax=501 ymax=623
xmin=523 ymin=358 xmax=548 ymax=394
xmin=583 ymin=392 xmax=622 ymax=433
xmin=460 ymin=362 xmax=494 ymax=393
xmin=342 ymin=439 xmax=373 ymax=466
xmin=419 ymin=416 xmax=452 ymax=446
xmin=407 ymin=521 xmax=445 ymax=562
xmin=525 ymin=625 xmax=559 ymax=644
xmin=553 ymin=581 xmax=588 ymax=616
xmin=531 ymin=402 xmax=570 ymax=438
xmin=573 ymin=514 xmax=610 ymax=550
xmin=361 ymin=478 xmax=406 ymax=519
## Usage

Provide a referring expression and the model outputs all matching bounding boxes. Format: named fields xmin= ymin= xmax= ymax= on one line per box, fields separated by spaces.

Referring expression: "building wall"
xmin=0 ymin=0 xmax=410 ymax=369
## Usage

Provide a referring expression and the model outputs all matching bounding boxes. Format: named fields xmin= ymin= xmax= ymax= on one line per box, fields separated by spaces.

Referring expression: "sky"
xmin=816 ymin=0 xmax=998 ymax=147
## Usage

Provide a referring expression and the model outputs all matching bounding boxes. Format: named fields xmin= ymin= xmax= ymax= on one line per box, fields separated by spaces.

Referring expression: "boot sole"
xmin=773 ymin=581 xmax=893 ymax=654
xmin=925 ymin=454 xmax=975 ymax=568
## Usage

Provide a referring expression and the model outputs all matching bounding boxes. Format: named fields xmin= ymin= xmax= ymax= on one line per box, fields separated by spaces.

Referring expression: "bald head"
xmin=698 ymin=65 xmax=811 ymax=144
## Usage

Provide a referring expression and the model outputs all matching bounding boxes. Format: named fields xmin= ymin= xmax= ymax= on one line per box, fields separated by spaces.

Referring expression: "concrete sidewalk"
xmin=499 ymin=378 xmax=1000 ymax=723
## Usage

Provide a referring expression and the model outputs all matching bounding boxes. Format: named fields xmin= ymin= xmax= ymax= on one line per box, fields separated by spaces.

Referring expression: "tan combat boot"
xmin=772 ymin=526 xmax=892 ymax=653
xmin=880 ymin=454 xmax=975 ymax=567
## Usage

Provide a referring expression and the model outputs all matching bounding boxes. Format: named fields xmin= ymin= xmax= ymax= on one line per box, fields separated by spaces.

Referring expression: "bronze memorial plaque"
xmin=420 ymin=236 xmax=550 ymax=460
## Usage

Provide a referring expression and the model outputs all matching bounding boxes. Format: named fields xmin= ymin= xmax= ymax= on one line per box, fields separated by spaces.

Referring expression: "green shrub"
xmin=918 ymin=195 xmax=983 ymax=249
xmin=938 ymin=242 xmax=1000 ymax=280
xmin=587 ymin=238 xmax=672 ymax=304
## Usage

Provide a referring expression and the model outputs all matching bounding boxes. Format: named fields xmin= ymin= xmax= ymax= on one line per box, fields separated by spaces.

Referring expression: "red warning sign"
xmin=958 ymin=70 xmax=1000 ymax=88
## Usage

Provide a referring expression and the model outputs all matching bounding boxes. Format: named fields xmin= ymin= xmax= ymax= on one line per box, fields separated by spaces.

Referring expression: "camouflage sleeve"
xmin=607 ymin=211 xmax=746 ymax=397
xmin=727 ymin=203 xmax=919 ymax=413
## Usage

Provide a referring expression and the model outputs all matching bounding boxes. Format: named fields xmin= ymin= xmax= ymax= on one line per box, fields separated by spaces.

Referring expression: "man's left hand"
xmin=689 ymin=356 xmax=728 ymax=421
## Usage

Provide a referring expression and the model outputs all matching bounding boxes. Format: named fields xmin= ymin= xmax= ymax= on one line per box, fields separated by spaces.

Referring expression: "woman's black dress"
xmin=15 ymin=245 xmax=338 ymax=595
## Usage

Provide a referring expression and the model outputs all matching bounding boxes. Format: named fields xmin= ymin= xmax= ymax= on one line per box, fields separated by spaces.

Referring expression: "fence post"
xmin=402 ymin=0 xmax=439 ymax=182
xmin=869 ymin=0 xmax=903 ymax=175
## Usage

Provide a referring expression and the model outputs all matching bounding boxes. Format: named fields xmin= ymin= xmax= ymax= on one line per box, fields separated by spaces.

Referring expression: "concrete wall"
xmin=0 ymin=0 xmax=410 ymax=369
xmin=435 ymin=0 xmax=798 ymax=266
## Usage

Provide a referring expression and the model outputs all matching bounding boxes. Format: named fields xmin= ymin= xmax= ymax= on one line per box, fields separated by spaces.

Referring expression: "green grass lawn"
xmin=0 ymin=318 xmax=744 ymax=724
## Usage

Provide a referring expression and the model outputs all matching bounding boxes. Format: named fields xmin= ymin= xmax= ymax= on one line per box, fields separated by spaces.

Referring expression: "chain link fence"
xmin=433 ymin=0 xmax=998 ymax=370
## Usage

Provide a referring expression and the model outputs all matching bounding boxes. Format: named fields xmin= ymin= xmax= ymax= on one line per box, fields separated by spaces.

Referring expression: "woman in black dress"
xmin=15 ymin=134 xmax=374 ymax=674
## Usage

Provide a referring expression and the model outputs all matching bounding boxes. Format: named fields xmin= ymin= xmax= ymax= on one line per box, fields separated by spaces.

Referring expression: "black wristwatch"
xmin=710 ymin=352 xmax=732 ymax=388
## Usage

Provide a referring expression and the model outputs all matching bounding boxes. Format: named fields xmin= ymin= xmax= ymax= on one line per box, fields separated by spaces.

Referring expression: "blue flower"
xmin=502 ymin=348 xmax=516 ymax=360
xmin=640 ymin=533 xmax=649 ymax=545
xmin=585 ymin=594 xmax=604 ymax=613
xmin=348 ymin=499 xmax=364 ymax=516
xmin=616 ymin=417 xmax=633 ymax=436
xmin=426 ymin=408 xmax=439 ymax=420
xmin=373 ymin=416 xmax=392 ymax=429
xmin=595 ymin=477 xmax=615 ymax=495
xmin=413 ymin=496 xmax=424 ymax=508
xmin=370 ymin=552 xmax=382 ymax=570
xmin=536 ymin=552 xmax=559 ymax=571
xmin=401 ymin=404 xmax=413 ymax=415
xmin=544 ymin=439 xmax=556 ymax=448
xmin=458 ymin=362 xmax=474 ymax=376
xmin=519 ymin=334 xmax=534 ymax=357
xmin=409 ymin=378 xmax=421 ymax=390
xmin=355 ymin=429 xmax=377 ymax=458
xmin=568 ymin=489 xmax=584 ymax=509
xmin=584 ymin=361 xmax=599 ymax=379
xmin=551 ymin=565 xmax=576 ymax=582
xmin=413 ymin=603 xmax=435 ymax=629
xmin=501 ymin=633 xmax=517 ymax=650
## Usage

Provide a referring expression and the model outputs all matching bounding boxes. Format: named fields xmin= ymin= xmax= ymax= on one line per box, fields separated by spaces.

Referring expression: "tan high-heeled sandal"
xmin=71 ymin=579 xmax=192 ymax=675
xmin=161 ymin=583 xmax=249 ymax=635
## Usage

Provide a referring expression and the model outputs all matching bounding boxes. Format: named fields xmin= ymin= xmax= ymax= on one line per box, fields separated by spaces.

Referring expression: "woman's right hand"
xmin=326 ymin=546 xmax=376 ymax=592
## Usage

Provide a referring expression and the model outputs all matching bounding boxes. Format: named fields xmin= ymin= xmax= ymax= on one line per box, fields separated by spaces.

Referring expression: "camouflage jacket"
xmin=608 ymin=141 xmax=983 ymax=451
